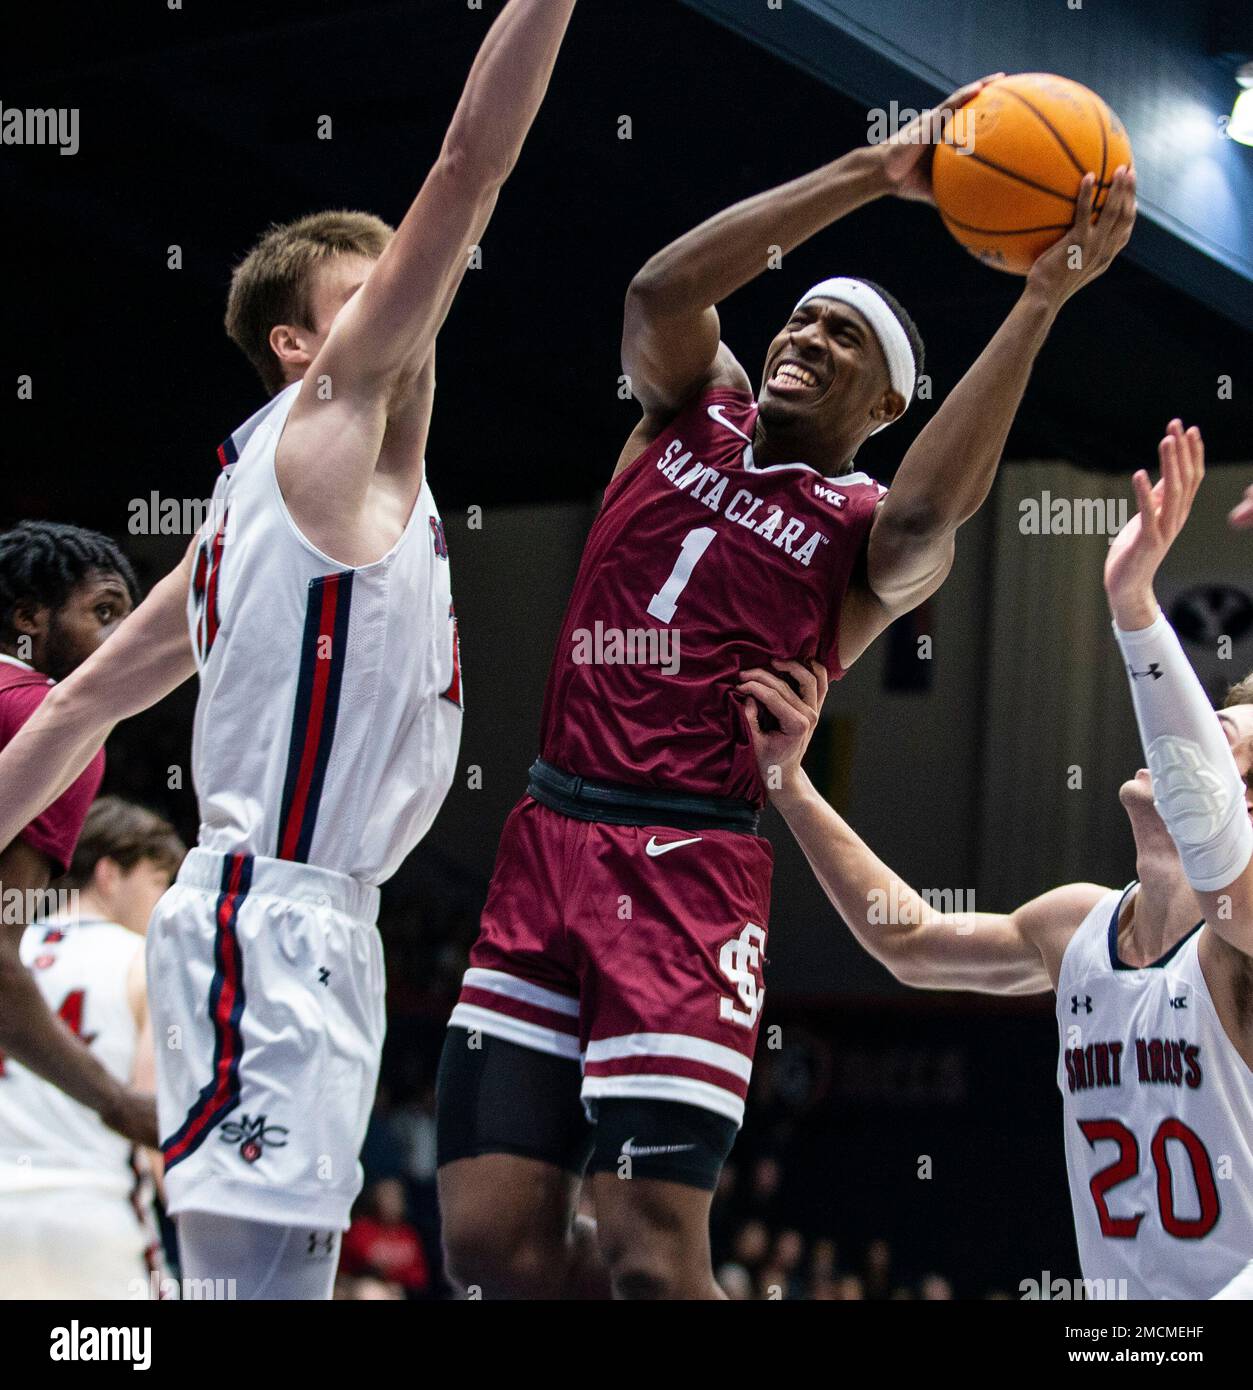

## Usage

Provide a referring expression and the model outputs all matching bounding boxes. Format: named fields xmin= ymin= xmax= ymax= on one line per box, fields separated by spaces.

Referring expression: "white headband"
xmin=793 ymin=277 xmax=916 ymax=433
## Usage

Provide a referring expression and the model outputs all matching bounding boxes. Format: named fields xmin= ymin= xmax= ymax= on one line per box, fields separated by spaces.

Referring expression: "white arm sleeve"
xmin=1114 ymin=611 xmax=1253 ymax=893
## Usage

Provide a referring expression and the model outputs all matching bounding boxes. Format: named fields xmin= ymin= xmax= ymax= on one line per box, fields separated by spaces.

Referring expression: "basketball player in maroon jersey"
xmin=437 ymin=81 xmax=1137 ymax=1299
xmin=0 ymin=522 xmax=155 ymax=1148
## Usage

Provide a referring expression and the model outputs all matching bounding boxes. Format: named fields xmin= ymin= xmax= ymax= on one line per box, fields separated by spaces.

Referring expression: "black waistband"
xmin=527 ymin=759 xmax=760 ymax=834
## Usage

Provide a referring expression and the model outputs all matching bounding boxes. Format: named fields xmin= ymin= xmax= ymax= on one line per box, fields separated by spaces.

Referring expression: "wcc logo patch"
xmin=219 ymin=1114 xmax=290 ymax=1164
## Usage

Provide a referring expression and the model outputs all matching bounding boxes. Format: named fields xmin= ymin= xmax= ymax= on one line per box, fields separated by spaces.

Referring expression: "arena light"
xmin=1230 ymin=62 xmax=1253 ymax=146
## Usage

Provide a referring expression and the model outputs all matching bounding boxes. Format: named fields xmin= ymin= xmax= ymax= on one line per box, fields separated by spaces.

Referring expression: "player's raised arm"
xmin=292 ymin=1 xmax=577 ymax=444
xmin=838 ymin=166 xmax=1136 ymax=666
xmin=736 ymin=659 xmax=1091 ymax=991
xmin=1105 ymin=423 xmax=1253 ymax=953
xmin=620 ymin=75 xmax=1005 ymax=426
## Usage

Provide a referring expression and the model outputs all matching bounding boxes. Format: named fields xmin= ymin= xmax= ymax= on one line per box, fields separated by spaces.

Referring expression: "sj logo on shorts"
xmin=219 ymin=1113 xmax=290 ymax=1164
xmin=718 ymin=922 xmax=766 ymax=1028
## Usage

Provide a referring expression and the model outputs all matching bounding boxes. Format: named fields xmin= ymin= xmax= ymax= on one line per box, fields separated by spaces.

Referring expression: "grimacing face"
xmin=757 ymin=298 xmax=901 ymax=441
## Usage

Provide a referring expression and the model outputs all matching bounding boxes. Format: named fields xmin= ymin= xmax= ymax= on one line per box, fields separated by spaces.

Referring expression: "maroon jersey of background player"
xmin=0 ymin=658 xmax=103 ymax=874
xmin=540 ymin=386 xmax=883 ymax=804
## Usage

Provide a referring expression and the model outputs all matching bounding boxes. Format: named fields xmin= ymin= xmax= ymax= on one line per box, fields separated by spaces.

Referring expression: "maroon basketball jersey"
xmin=538 ymin=387 xmax=885 ymax=804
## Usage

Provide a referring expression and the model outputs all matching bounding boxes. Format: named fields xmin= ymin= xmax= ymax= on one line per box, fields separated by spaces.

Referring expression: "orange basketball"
xmin=931 ymin=73 xmax=1132 ymax=275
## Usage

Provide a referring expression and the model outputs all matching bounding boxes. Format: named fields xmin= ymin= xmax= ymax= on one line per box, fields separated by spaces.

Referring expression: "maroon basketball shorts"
xmin=450 ymin=795 xmax=774 ymax=1128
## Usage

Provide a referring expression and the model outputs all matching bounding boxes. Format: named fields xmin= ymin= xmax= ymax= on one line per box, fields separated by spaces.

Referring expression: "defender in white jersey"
xmin=0 ymin=798 xmax=182 ymax=1299
xmin=1057 ymin=883 xmax=1253 ymax=1297
xmin=0 ymin=0 xmax=579 ymax=1298
xmin=730 ymin=420 xmax=1253 ymax=1299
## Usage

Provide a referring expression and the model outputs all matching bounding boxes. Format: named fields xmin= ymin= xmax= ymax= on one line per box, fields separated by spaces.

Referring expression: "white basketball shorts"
xmin=0 ymin=1182 xmax=153 ymax=1299
xmin=150 ymin=849 xmax=385 ymax=1231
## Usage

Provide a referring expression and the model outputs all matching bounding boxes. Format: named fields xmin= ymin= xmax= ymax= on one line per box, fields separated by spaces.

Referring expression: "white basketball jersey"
xmin=1057 ymin=884 xmax=1253 ymax=1299
xmin=189 ymin=383 xmax=463 ymax=885
xmin=0 ymin=918 xmax=141 ymax=1194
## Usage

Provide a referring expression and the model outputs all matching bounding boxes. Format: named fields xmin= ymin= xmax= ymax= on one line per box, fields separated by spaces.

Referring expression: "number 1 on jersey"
xmin=647 ymin=527 xmax=717 ymax=624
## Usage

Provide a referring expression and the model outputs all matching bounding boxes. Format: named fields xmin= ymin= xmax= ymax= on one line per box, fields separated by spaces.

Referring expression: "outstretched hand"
xmin=1027 ymin=165 xmax=1136 ymax=306
xmin=737 ymin=659 xmax=828 ymax=805
xmin=1104 ymin=420 xmax=1204 ymax=630
xmin=877 ymin=73 xmax=1005 ymax=204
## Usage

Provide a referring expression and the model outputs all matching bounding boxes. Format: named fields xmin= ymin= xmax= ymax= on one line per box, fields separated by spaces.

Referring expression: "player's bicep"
xmin=898 ymin=910 xmax=1052 ymax=995
xmin=621 ymin=277 xmax=749 ymax=417
xmin=1009 ymin=882 xmax=1109 ymax=987
xmin=835 ymin=582 xmax=893 ymax=674
xmin=863 ymin=498 xmax=956 ymax=617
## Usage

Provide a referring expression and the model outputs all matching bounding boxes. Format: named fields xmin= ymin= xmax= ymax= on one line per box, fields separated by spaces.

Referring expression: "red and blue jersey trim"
xmin=276 ymin=571 xmax=355 ymax=863
xmin=161 ymin=853 xmax=253 ymax=1170
xmin=192 ymin=508 xmax=230 ymax=663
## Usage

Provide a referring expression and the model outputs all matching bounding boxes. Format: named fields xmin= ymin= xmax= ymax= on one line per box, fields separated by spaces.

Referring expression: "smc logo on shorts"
xmin=219 ymin=1113 xmax=290 ymax=1164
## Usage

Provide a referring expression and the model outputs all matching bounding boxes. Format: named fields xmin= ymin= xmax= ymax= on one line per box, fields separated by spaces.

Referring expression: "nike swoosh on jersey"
xmin=706 ymin=403 xmax=752 ymax=442
xmin=644 ymin=835 xmax=703 ymax=858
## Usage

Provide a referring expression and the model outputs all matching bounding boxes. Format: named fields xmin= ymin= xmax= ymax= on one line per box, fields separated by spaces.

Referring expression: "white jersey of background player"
xmin=0 ymin=797 xmax=179 ymax=1299
xmin=0 ymin=0 xmax=580 ymax=1300
xmin=734 ymin=419 xmax=1253 ymax=1300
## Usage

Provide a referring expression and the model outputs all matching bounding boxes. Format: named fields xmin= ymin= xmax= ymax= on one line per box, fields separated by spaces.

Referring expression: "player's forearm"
xmin=775 ymin=778 xmax=1045 ymax=993
xmin=1105 ymin=575 xmax=1159 ymax=633
xmin=0 ymin=559 xmax=196 ymax=855
xmin=773 ymin=772 xmax=940 ymax=976
xmin=0 ymin=948 xmax=129 ymax=1122
xmin=884 ymin=282 xmax=1058 ymax=533
xmin=441 ymin=0 xmax=578 ymax=185
xmin=628 ymin=145 xmax=890 ymax=316
xmin=1113 ymin=611 xmax=1253 ymax=897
